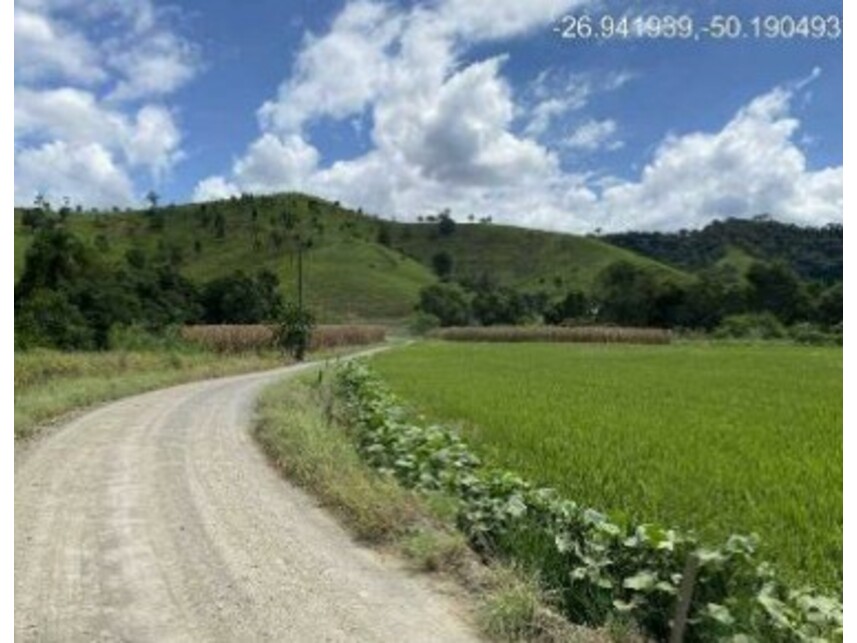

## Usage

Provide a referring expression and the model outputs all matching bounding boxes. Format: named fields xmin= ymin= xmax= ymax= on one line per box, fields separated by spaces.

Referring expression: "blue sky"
xmin=14 ymin=0 xmax=842 ymax=232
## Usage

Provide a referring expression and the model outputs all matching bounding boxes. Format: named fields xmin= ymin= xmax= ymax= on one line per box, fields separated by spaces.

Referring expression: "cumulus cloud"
xmin=194 ymin=0 xmax=841 ymax=232
xmin=15 ymin=88 xmax=183 ymax=178
xmin=198 ymin=0 xmax=584 ymax=211
xmin=15 ymin=141 xmax=136 ymax=208
xmin=15 ymin=8 xmax=106 ymax=84
xmin=193 ymin=176 xmax=240 ymax=203
xmin=14 ymin=0 xmax=197 ymax=207
xmin=597 ymin=87 xmax=842 ymax=230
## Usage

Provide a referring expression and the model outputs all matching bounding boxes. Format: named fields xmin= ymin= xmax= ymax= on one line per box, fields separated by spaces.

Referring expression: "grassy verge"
xmin=15 ymin=349 xmax=287 ymax=440
xmin=254 ymin=371 xmax=630 ymax=642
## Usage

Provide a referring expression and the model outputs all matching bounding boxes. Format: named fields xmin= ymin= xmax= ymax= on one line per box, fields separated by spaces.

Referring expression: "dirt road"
xmin=15 ymin=360 xmax=480 ymax=642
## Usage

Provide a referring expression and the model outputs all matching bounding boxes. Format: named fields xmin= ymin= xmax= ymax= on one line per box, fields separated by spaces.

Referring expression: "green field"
xmin=370 ymin=342 xmax=842 ymax=591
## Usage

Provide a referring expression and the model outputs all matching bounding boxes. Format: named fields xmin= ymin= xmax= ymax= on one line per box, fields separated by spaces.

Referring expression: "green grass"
xmin=389 ymin=221 xmax=689 ymax=293
xmin=370 ymin=341 xmax=842 ymax=591
xmin=15 ymin=349 xmax=286 ymax=439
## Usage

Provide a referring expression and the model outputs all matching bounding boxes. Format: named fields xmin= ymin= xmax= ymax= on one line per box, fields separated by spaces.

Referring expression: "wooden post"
xmin=669 ymin=554 xmax=700 ymax=643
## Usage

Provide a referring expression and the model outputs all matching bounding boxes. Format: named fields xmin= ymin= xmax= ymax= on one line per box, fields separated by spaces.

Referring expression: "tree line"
xmin=416 ymin=259 xmax=842 ymax=336
xmin=15 ymin=222 xmax=286 ymax=350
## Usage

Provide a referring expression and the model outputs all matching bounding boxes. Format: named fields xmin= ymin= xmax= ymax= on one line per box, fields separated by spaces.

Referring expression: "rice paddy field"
xmin=369 ymin=341 xmax=842 ymax=592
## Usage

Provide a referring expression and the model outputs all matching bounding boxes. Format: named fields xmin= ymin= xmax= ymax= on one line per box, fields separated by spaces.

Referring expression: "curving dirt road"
xmin=15 ymin=360 xmax=480 ymax=642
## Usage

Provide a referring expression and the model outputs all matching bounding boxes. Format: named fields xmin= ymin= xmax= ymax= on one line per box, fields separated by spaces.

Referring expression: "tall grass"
xmin=429 ymin=326 xmax=671 ymax=345
xmin=181 ymin=324 xmax=386 ymax=353
xmin=15 ymin=349 xmax=285 ymax=439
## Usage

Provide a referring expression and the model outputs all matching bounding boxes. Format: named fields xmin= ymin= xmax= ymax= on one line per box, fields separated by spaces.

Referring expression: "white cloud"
xmin=259 ymin=1 xmax=404 ymax=134
xmin=522 ymin=70 xmax=633 ymax=139
xmin=233 ymin=134 xmax=320 ymax=192
xmin=563 ymin=119 xmax=622 ymax=152
xmin=15 ymin=87 xmax=182 ymax=177
xmin=436 ymin=0 xmax=590 ymax=41
xmin=15 ymin=141 xmax=136 ymax=208
xmin=15 ymin=8 xmax=105 ymax=84
xmin=597 ymin=88 xmax=842 ymax=230
xmin=14 ymin=0 xmax=198 ymax=207
xmin=193 ymin=176 xmax=240 ymax=203
xmin=106 ymin=30 xmax=198 ymax=101
xmin=124 ymin=105 xmax=183 ymax=175
xmin=199 ymin=0 xmax=578 ymax=208
xmin=194 ymin=0 xmax=841 ymax=233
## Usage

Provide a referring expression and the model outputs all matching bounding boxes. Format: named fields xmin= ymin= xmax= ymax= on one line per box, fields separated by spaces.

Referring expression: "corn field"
xmin=429 ymin=325 xmax=671 ymax=345
xmin=180 ymin=324 xmax=387 ymax=353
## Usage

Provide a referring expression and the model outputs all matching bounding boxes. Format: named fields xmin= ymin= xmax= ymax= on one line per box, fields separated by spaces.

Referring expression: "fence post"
xmin=669 ymin=554 xmax=700 ymax=643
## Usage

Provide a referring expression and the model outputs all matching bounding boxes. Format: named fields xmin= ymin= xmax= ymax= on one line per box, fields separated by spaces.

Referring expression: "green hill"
xmin=15 ymin=192 xmax=691 ymax=322
xmin=386 ymin=220 xmax=688 ymax=293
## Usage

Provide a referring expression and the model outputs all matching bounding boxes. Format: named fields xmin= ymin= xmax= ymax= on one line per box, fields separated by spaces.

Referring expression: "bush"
xmin=407 ymin=312 xmax=441 ymax=336
xmin=274 ymin=304 xmax=316 ymax=361
xmin=789 ymin=323 xmax=838 ymax=346
xmin=15 ymin=289 xmax=94 ymax=350
xmin=417 ymin=283 xmax=471 ymax=327
xmin=713 ymin=313 xmax=786 ymax=340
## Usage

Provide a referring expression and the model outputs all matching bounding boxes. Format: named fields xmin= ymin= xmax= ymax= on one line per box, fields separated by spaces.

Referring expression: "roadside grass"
xmin=255 ymin=373 xmax=620 ymax=642
xmin=15 ymin=349 xmax=286 ymax=440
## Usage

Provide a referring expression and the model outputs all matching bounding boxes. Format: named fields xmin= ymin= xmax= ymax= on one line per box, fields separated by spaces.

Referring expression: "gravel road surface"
xmin=15 ymin=360 xmax=480 ymax=642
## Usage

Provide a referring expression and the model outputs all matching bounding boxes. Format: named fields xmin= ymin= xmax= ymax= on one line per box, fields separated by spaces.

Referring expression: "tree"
xmin=746 ymin=261 xmax=810 ymax=324
xmin=214 ymin=212 xmax=226 ymax=238
xmin=546 ymin=290 xmax=591 ymax=324
xmin=17 ymin=228 xmax=94 ymax=293
xmin=15 ymin=289 xmax=94 ymax=350
xmin=438 ymin=210 xmax=456 ymax=236
xmin=274 ymin=302 xmax=315 ymax=361
xmin=417 ymin=283 xmax=470 ymax=327
xmin=682 ymin=265 xmax=747 ymax=330
xmin=377 ymin=224 xmax=393 ymax=247
xmin=145 ymin=190 xmax=160 ymax=211
xmin=595 ymin=261 xmax=662 ymax=326
xmin=431 ymin=251 xmax=453 ymax=280
xmin=200 ymin=270 xmax=283 ymax=324
xmin=472 ymin=287 xmax=515 ymax=325
xmin=815 ymin=283 xmax=842 ymax=328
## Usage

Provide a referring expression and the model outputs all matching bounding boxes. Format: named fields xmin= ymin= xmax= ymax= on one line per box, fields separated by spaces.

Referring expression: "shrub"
xmin=714 ymin=313 xmax=786 ymax=340
xmin=273 ymin=304 xmax=316 ymax=361
xmin=417 ymin=283 xmax=471 ymax=327
xmin=789 ymin=323 xmax=837 ymax=346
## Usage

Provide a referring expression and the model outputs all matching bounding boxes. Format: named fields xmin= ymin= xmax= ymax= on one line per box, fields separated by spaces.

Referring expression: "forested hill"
xmin=602 ymin=217 xmax=842 ymax=284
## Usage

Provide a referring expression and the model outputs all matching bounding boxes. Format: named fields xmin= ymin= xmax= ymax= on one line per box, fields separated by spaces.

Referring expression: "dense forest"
xmin=602 ymin=216 xmax=842 ymax=284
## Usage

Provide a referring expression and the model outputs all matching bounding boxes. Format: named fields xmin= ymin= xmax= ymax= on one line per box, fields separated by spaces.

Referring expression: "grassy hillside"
xmin=15 ymin=192 xmax=690 ymax=321
xmin=388 ymin=220 xmax=688 ymax=293
xmin=15 ymin=194 xmax=436 ymax=322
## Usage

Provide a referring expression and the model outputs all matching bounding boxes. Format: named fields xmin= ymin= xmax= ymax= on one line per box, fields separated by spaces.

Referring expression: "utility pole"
xmin=294 ymin=233 xmax=310 ymax=311
xmin=297 ymin=242 xmax=304 ymax=310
